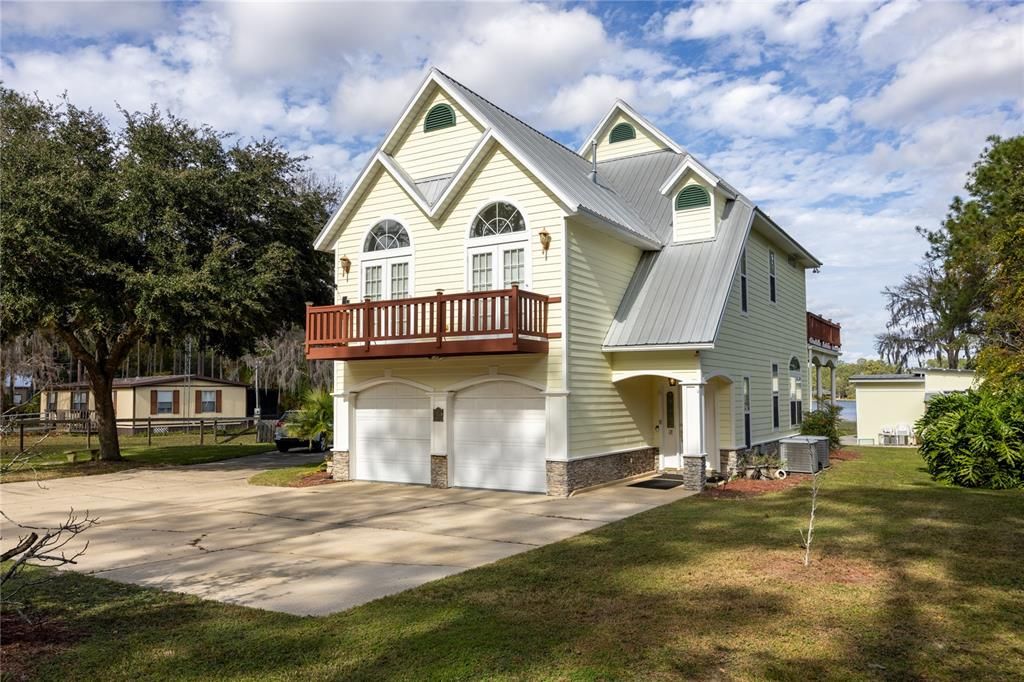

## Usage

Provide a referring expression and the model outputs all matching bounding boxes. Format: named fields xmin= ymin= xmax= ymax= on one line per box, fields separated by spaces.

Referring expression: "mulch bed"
xmin=703 ymin=474 xmax=809 ymax=498
xmin=829 ymin=449 xmax=861 ymax=462
xmin=0 ymin=611 xmax=80 ymax=681
xmin=290 ymin=470 xmax=335 ymax=488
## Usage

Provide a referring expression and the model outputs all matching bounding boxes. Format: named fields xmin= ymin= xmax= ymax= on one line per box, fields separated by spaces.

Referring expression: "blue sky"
xmin=3 ymin=1 xmax=1022 ymax=360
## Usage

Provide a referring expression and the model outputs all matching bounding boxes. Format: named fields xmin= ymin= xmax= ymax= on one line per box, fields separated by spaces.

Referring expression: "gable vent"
xmin=608 ymin=122 xmax=636 ymax=144
xmin=424 ymin=103 xmax=456 ymax=132
xmin=675 ymin=185 xmax=711 ymax=210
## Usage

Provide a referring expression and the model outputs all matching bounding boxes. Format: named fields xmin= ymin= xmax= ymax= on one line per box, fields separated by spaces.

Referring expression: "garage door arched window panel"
xmin=467 ymin=201 xmax=531 ymax=299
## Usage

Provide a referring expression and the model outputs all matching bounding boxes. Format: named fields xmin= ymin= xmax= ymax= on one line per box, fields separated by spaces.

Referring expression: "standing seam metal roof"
xmin=434 ymin=70 xmax=663 ymax=245
xmin=604 ymin=199 xmax=755 ymax=347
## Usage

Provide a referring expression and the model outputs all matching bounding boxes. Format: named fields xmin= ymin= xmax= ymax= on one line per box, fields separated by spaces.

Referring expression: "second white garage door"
xmin=355 ymin=383 xmax=430 ymax=485
xmin=452 ymin=381 xmax=547 ymax=493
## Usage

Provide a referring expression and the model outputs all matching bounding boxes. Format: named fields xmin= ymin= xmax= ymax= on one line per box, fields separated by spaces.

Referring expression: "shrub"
xmin=917 ymin=387 xmax=1024 ymax=489
xmin=800 ymin=404 xmax=843 ymax=451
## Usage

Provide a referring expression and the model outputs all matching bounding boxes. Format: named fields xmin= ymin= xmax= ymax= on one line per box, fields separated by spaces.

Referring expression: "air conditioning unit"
xmin=779 ymin=436 xmax=829 ymax=473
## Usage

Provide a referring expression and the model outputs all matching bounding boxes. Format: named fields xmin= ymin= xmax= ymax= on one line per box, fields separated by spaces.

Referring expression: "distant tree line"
xmin=876 ymin=135 xmax=1023 ymax=386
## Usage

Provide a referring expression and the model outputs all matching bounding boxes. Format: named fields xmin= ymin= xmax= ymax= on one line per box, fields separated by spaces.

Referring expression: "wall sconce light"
xmin=340 ymin=255 xmax=351 ymax=279
xmin=668 ymin=378 xmax=678 ymax=387
xmin=538 ymin=229 xmax=551 ymax=253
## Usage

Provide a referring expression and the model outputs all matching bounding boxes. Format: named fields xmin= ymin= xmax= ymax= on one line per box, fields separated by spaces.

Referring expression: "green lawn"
xmin=248 ymin=461 xmax=324 ymax=487
xmin=6 ymin=447 xmax=1023 ymax=680
xmin=0 ymin=442 xmax=271 ymax=483
xmin=1 ymin=428 xmax=261 ymax=463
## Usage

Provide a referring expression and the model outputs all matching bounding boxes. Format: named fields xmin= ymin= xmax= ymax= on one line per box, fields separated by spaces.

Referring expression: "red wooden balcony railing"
xmin=305 ymin=285 xmax=560 ymax=361
xmin=807 ymin=311 xmax=841 ymax=350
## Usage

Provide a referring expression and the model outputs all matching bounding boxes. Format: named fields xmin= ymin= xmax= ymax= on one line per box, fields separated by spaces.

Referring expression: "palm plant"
xmin=294 ymin=388 xmax=333 ymax=451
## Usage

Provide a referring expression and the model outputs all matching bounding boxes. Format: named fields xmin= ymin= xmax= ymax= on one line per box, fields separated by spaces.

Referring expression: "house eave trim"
xmin=603 ymin=343 xmax=714 ymax=352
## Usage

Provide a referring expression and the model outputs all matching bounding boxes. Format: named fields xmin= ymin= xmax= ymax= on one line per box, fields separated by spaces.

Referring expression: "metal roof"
xmin=848 ymin=374 xmax=925 ymax=382
xmin=604 ymin=199 xmax=755 ymax=347
xmin=48 ymin=375 xmax=249 ymax=390
xmin=434 ymin=70 xmax=662 ymax=245
xmin=597 ymin=150 xmax=683 ymax=244
xmin=414 ymin=174 xmax=454 ymax=205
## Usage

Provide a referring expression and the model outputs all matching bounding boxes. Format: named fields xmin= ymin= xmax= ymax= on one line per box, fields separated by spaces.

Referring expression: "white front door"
xmin=354 ymin=383 xmax=430 ymax=484
xmin=659 ymin=382 xmax=681 ymax=469
xmin=452 ymin=382 xmax=547 ymax=492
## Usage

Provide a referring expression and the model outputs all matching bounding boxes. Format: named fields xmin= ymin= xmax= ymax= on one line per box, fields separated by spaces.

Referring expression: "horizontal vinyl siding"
xmin=566 ymin=221 xmax=644 ymax=457
xmin=701 ymin=225 xmax=809 ymax=448
xmin=393 ymin=90 xmax=484 ymax=182
xmin=590 ymin=112 xmax=666 ymax=161
xmin=332 ymin=144 xmax=566 ymax=393
xmin=672 ymin=177 xmax=716 ymax=243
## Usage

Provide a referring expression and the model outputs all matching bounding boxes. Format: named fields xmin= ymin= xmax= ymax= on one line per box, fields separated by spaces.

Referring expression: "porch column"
xmin=829 ymin=365 xmax=836 ymax=406
xmin=680 ymin=383 xmax=706 ymax=491
xmin=815 ymin=363 xmax=823 ymax=406
xmin=330 ymin=391 xmax=353 ymax=481
xmin=429 ymin=392 xmax=453 ymax=488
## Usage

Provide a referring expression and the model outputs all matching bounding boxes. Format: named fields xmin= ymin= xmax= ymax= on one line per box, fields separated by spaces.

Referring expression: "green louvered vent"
xmin=675 ymin=185 xmax=711 ymax=210
xmin=608 ymin=122 xmax=636 ymax=143
xmin=424 ymin=103 xmax=456 ymax=132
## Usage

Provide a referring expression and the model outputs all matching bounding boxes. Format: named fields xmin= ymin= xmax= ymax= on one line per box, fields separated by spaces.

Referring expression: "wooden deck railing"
xmin=305 ymin=285 xmax=560 ymax=360
xmin=807 ymin=312 xmax=841 ymax=350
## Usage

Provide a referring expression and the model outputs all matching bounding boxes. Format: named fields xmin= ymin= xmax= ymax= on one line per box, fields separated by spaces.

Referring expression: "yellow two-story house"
xmin=306 ymin=69 xmax=840 ymax=495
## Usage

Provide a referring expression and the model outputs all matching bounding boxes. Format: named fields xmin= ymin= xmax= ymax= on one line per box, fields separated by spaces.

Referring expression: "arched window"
xmin=470 ymin=202 xmax=525 ymax=238
xmin=789 ymin=357 xmax=803 ymax=426
xmin=609 ymin=122 xmax=636 ymax=143
xmin=675 ymin=185 xmax=711 ymax=210
xmin=361 ymin=220 xmax=412 ymax=302
xmin=466 ymin=201 xmax=530 ymax=291
xmin=424 ymin=103 xmax=456 ymax=132
xmin=363 ymin=219 xmax=410 ymax=252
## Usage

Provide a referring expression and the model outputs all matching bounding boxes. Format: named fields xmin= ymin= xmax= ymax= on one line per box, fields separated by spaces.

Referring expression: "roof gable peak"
xmin=579 ymin=100 xmax=685 ymax=157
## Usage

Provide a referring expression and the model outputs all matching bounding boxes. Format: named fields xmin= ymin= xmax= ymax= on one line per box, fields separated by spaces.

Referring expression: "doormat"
xmin=629 ymin=478 xmax=686 ymax=490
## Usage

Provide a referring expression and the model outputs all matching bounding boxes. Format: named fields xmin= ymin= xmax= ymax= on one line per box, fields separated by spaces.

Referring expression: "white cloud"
xmin=1 ymin=0 xmax=170 ymax=38
xmin=857 ymin=7 xmax=1024 ymax=125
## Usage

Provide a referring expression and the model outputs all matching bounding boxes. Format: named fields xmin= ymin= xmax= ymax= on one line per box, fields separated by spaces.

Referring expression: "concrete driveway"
xmin=0 ymin=451 xmax=695 ymax=616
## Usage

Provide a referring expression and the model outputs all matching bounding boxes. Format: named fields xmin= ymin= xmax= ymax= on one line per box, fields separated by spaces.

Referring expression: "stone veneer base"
xmin=545 ymin=447 xmax=659 ymax=497
xmin=681 ymin=455 xmax=707 ymax=490
xmin=430 ymin=455 xmax=449 ymax=488
xmin=330 ymin=451 xmax=351 ymax=482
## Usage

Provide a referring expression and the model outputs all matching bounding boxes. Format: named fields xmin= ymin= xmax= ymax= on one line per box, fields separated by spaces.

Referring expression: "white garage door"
xmin=355 ymin=383 xmax=430 ymax=485
xmin=453 ymin=381 xmax=547 ymax=493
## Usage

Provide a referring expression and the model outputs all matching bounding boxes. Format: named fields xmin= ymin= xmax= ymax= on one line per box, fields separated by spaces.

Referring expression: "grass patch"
xmin=6 ymin=447 xmax=1023 ymax=680
xmin=1 ymin=443 xmax=271 ymax=483
xmin=839 ymin=419 xmax=857 ymax=436
xmin=248 ymin=461 xmax=325 ymax=487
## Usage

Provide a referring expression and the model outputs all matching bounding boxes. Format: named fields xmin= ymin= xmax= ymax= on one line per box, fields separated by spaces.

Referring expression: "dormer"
xmin=658 ymin=156 xmax=736 ymax=243
xmin=391 ymin=87 xmax=485 ymax=182
xmin=579 ymin=100 xmax=684 ymax=162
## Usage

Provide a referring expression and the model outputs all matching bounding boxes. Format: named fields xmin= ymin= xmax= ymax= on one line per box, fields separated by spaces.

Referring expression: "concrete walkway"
xmin=0 ymin=452 xmax=696 ymax=616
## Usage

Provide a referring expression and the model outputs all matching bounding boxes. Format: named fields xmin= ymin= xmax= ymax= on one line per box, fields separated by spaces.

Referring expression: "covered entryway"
xmin=452 ymin=381 xmax=546 ymax=492
xmin=354 ymin=383 xmax=431 ymax=484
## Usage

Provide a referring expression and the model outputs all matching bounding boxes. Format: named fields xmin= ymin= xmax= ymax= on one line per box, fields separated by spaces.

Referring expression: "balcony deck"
xmin=807 ymin=311 xmax=841 ymax=351
xmin=305 ymin=286 xmax=560 ymax=361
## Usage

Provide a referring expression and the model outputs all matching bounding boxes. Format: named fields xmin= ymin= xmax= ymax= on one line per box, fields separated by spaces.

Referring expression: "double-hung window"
xmin=361 ymin=219 xmax=413 ymax=336
xmin=740 ymin=248 xmax=748 ymax=313
xmin=772 ymin=363 xmax=780 ymax=429
xmin=769 ymin=251 xmax=777 ymax=303
xmin=742 ymin=377 xmax=751 ymax=448
xmin=71 ymin=390 xmax=88 ymax=414
xmin=156 ymin=390 xmax=174 ymax=415
xmin=200 ymin=390 xmax=217 ymax=413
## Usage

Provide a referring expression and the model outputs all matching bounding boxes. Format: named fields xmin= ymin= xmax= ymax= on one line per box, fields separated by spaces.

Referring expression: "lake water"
xmin=812 ymin=398 xmax=857 ymax=421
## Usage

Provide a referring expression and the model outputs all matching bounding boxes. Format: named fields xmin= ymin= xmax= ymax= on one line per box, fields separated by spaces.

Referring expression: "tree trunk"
xmin=88 ymin=370 xmax=123 ymax=461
